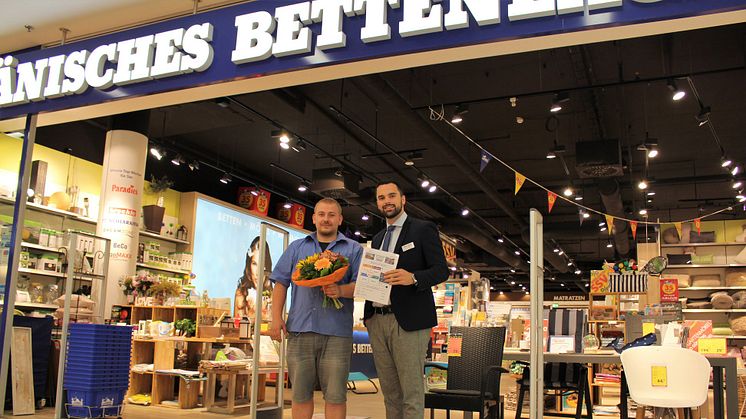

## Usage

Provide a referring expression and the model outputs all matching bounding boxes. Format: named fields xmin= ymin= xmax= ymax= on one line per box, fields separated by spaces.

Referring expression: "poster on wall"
xmin=192 ymin=198 xmax=305 ymax=320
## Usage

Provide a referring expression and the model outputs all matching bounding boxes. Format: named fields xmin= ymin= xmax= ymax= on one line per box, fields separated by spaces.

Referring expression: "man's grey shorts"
xmin=287 ymin=332 xmax=353 ymax=404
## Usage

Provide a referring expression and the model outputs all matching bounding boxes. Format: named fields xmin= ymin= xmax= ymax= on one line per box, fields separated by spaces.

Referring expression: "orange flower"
xmin=314 ymin=258 xmax=332 ymax=271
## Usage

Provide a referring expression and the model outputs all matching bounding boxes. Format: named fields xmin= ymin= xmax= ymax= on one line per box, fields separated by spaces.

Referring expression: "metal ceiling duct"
xmin=440 ymin=219 xmax=529 ymax=271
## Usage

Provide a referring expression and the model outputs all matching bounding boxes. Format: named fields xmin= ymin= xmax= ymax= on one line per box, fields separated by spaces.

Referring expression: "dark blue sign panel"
xmin=1 ymin=0 xmax=744 ymax=119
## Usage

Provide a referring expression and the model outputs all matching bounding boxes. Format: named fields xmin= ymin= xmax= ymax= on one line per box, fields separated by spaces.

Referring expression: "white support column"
xmin=529 ymin=208 xmax=545 ymax=419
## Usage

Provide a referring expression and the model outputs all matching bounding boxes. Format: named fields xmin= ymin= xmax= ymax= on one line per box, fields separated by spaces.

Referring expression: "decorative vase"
xmin=142 ymin=205 xmax=165 ymax=233
xmin=126 ymin=294 xmax=135 ymax=304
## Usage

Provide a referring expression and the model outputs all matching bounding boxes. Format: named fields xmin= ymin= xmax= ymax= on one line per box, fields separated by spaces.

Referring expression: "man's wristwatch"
xmin=411 ymin=273 xmax=418 ymax=286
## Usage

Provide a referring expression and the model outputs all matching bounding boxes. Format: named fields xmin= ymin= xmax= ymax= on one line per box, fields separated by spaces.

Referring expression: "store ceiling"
xmin=29 ymin=21 xmax=746 ymax=292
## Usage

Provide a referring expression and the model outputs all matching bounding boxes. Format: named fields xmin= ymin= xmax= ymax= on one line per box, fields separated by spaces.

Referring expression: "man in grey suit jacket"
xmin=364 ymin=181 xmax=449 ymax=419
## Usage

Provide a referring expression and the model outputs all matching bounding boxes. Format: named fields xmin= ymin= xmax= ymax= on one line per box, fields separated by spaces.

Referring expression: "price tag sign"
xmin=698 ymin=337 xmax=726 ymax=355
xmin=642 ymin=322 xmax=656 ymax=336
xmin=447 ymin=334 xmax=463 ymax=357
xmin=651 ymin=365 xmax=667 ymax=387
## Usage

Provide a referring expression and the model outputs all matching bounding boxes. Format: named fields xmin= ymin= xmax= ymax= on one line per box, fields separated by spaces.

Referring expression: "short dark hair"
xmin=375 ymin=180 xmax=404 ymax=196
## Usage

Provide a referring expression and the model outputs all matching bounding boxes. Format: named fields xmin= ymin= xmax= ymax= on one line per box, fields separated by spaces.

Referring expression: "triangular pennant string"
xmin=548 ymin=191 xmax=557 ymax=213
xmin=515 ymin=172 xmax=526 ymax=195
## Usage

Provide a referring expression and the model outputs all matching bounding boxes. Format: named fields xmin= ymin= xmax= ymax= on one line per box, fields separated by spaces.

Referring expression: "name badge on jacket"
xmin=402 ymin=242 xmax=415 ymax=252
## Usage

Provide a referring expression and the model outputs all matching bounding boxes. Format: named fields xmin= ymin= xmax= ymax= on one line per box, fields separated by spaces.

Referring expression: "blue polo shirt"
xmin=270 ymin=232 xmax=363 ymax=338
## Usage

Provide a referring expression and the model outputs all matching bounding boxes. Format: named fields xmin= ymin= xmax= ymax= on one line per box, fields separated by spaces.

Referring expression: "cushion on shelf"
xmin=729 ymin=315 xmax=746 ymax=335
xmin=712 ymin=326 xmax=734 ymax=336
xmin=691 ymin=254 xmax=714 ymax=265
xmin=710 ymin=292 xmax=734 ymax=309
xmin=725 ymin=270 xmax=746 ymax=287
xmin=732 ymin=291 xmax=746 ymax=309
xmin=663 ymin=274 xmax=691 ymax=288
xmin=691 ymin=275 xmax=722 ymax=287
xmin=685 ymin=300 xmax=712 ymax=309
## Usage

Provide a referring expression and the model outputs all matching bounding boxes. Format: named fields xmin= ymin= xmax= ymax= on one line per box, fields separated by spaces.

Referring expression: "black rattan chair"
xmin=425 ymin=326 xmax=507 ymax=419
xmin=514 ymin=309 xmax=592 ymax=419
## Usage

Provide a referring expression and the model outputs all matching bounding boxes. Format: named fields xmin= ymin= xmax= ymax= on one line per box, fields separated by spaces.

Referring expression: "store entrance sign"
xmin=1 ymin=0 xmax=744 ymax=119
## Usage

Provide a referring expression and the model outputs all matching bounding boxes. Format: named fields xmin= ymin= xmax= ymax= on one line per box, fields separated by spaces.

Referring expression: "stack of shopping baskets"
xmin=64 ymin=323 xmax=132 ymax=418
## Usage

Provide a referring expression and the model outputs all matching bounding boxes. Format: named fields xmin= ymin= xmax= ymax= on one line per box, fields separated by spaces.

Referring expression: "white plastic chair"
xmin=620 ymin=346 xmax=710 ymax=418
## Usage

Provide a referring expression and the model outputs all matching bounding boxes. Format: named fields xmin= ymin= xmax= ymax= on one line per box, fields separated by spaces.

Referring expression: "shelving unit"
xmin=135 ymin=263 xmax=189 ymax=275
xmin=139 ymin=230 xmax=190 ymax=245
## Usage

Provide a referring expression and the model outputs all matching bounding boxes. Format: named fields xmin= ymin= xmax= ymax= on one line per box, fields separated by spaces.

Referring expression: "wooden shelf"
xmin=681 ymin=286 xmax=746 ymax=291
xmin=18 ymin=267 xmax=65 ymax=278
xmin=139 ymin=230 xmax=190 ymax=245
xmin=661 ymin=242 xmax=746 ymax=248
xmin=591 ymin=382 xmax=621 ymax=387
xmin=136 ymin=263 xmax=190 ymax=275
xmin=0 ymin=196 xmax=97 ymax=224
xmin=4 ymin=302 xmax=58 ymax=310
xmin=667 ymin=264 xmax=746 ymax=268
xmin=682 ymin=309 xmax=746 ymax=313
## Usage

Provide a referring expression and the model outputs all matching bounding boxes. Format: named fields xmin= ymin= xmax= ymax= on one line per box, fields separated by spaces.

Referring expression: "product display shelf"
xmin=667 ymin=264 xmax=746 ymax=268
xmin=0 ymin=195 xmax=97 ymax=224
xmin=681 ymin=286 xmax=746 ymax=291
xmin=2 ymin=301 xmax=58 ymax=310
xmin=139 ymin=230 xmax=190 ymax=245
xmin=682 ymin=309 xmax=746 ymax=313
xmin=661 ymin=242 xmax=746 ymax=248
xmin=21 ymin=241 xmax=64 ymax=253
xmin=135 ymin=262 xmax=190 ymax=275
xmin=116 ymin=305 xmax=225 ymax=336
xmin=18 ymin=267 xmax=65 ymax=278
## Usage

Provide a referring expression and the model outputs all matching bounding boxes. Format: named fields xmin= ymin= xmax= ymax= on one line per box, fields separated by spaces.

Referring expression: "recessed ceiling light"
xmin=563 ymin=186 xmax=573 ymax=197
xmin=639 ymin=208 xmax=648 ymax=216
xmin=638 ymin=180 xmax=648 ymax=190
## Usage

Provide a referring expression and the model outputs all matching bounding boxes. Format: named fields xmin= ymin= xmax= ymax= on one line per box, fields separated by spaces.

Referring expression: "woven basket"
xmin=292 ymin=265 xmax=349 ymax=287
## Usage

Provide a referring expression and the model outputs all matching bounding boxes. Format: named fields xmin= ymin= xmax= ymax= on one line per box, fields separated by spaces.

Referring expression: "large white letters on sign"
xmin=232 ymin=12 xmax=277 ymax=64
xmin=311 ymin=0 xmax=355 ymax=50
xmin=273 ymin=2 xmax=314 ymax=57
xmin=399 ymin=0 xmax=443 ymax=37
xmin=508 ymin=0 xmax=555 ymax=21
xmin=354 ymin=0 xmax=400 ymax=43
xmin=444 ymin=0 xmax=501 ymax=30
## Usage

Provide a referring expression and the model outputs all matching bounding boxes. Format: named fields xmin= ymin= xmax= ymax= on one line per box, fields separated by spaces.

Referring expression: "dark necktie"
xmin=381 ymin=225 xmax=396 ymax=252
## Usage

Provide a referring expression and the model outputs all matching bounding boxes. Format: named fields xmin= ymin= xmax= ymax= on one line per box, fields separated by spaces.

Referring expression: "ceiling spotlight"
xmin=428 ymin=184 xmax=437 ymax=193
xmin=667 ymin=79 xmax=686 ymax=101
xmin=499 ymin=291 xmax=504 ymax=295
xmin=558 ymin=250 xmax=564 ymax=256
xmin=696 ymin=108 xmax=711 ymax=127
xmin=638 ymin=180 xmax=648 ymax=190
xmin=509 ymin=280 xmax=515 ymax=284
xmin=639 ymin=208 xmax=648 ymax=216
xmin=450 ymin=266 xmax=457 ymax=272
xmin=250 ymin=189 xmax=259 ymax=196
xmin=582 ymin=211 xmax=590 ymax=219
xmin=354 ymin=230 xmax=361 ymax=236
xmin=451 ymin=104 xmax=468 ymax=124
xmin=599 ymin=222 xmax=606 ymax=227
xmin=297 ymin=183 xmax=308 ymax=192
xmin=546 ymin=150 xmax=557 ymax=159
xmin=567 ymin=261 xmax=573 ymax=267
xmin=279 ymin=134 xmax=290 ymax=144
xmin=647 ymin=191 xmax=656 ymax=196
xmin=514 ymin=250 xmax=521 ymax=255
xmin=461 ymin=208 xmax=470 ymax=217
xmin=574 ymin=196 xmax=583 ymax=201
xmin=738 ymin=194 xmax=746 ymax=202
xmin=553 ymin=248 xmax=560 ymax=253
xmin=171 ymin=154 xmax=184 ymax=166
xmin=563 ymin=186 xmax=573 ymax=197
xmin=732 ymin=166 xmax=741 ymax=176
xmin=606 ymin=241 xmax=613 ymax=248
xmin=647 ymin=198 xmax=654 ymax=203
xmin=561 ymin=283 xmax=566 ymax=287
xmin=361 ymin=213 xmax=369 ymax=221
xmin=279 ymin=142 xmax=290 ymax=150
xmin=550 ymin=92 xmax=569 ymax=113
xmin=283 ymin=201 xmax=292 ymax=209
xmin=463 ymin=273 xmax=469 ymax=279
xmin=574 ymin=269 xmax=582 ymax=275
xmin=149 ymin=145 xmax=164 ymax=160
xmin=497 ymin=237 xmax=504 ymax=243
xmin=721 ymin=156 xmax=733 ymax=168
xmin=188 ymin=161 xmax=200 ymax=171
xmin=219 ymin=172 xmax=232 ymax=184
xmin=600 ymin=226 xmax=607 ymax=232
xmin=647 ymin=146 xmax=659 ymax=158
xmin=516 ymin=116 xmax=524 ymax=124
xmin=420 ymin=178 xmax=430 ymax=188
xmin=525 ymin=291 xmax=529 ymax=295
xmin=732 ymin=180 xmax=743 ymax=190
xmin=404 ymin=159 xmax=415 ymax=166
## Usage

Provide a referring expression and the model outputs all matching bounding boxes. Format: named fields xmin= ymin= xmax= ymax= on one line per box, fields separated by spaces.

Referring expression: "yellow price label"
xmin=260 ymin=323 xmax=269 ymax=332
xmin=698 ymin=337 xmax=726 ymax=354
xmin=475 ymin=312 xmax=486 ymax=321
xmin=651 ymin=366 xmax=667 ymax=387
xmin=642 ymin=322 xmax=655 ymax=336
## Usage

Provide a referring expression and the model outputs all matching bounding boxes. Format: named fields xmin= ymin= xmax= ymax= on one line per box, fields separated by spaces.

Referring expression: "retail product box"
xmin=237 ymin=187 xmax=271 ymax=216
xmin=684 ymin=320 xmax=713 ymax=351
xmin=40 ymin=253 xmax=59 ymax=272
xmin=197 ymin=326 xmax=222 ymax=338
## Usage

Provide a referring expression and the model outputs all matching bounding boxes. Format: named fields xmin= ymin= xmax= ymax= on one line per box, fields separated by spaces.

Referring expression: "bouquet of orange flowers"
xmin=292 ymin=250 xmax=349 ymax=309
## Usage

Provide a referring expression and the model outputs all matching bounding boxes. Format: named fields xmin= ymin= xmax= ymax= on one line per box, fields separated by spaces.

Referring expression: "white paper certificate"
xmin=353 ymin=247 xmax=399 ymax=305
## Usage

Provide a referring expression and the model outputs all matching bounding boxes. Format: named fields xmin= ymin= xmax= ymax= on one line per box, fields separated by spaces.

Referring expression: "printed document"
xmin=353 ymin=247 xmax=398 ymax=305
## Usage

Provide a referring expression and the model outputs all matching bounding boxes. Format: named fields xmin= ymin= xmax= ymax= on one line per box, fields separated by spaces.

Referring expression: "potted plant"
xmin=119 ymin=276 xmax=135 ymax=304
xmin=143 ymin=175 xmax=173 ymax=233
xmin=147 ymin=280 xmax=182 ymax=306
xmin=174 ymin=318 xmax=196 ymax=337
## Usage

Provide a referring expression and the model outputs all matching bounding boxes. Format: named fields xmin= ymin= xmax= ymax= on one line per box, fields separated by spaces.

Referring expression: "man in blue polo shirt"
xmin=269 ymin=197 xmax=363 ymax=419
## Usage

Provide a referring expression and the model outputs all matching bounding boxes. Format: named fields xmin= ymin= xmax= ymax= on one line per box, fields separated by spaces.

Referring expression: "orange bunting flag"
xmin=605 ymin=214 xmax=614 ymax=235
xmin=629 ymin=221 xmax=638 ymax=240
xmin=674 ymin=222 xmax=683 ymax=239
xmin=694 ymin=218 xmax=701 ymax=235
xmin=547 ymin=191 xmax=557 ymax=213
xmin=515 ymin=172 xmax=526 ymax=195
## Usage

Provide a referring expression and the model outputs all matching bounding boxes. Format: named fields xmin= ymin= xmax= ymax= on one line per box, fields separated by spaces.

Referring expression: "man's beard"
xmin=380 ymin=204 xmax=402 ymax=219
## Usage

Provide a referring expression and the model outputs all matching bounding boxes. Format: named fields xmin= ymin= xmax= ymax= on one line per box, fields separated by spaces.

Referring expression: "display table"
xmin=503 ymin=349 xmax=738 ymax=419
xmin=201 ymin=365 xmax=275 ymax=414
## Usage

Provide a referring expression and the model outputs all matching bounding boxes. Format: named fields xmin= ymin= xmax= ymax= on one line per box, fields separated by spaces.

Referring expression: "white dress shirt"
xmin=374 ymin=212 xmax=407 ymax=306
